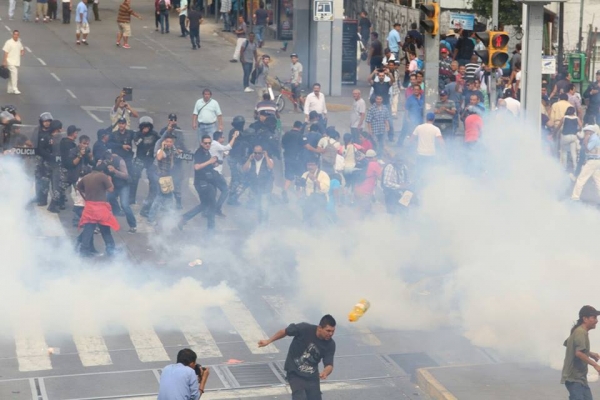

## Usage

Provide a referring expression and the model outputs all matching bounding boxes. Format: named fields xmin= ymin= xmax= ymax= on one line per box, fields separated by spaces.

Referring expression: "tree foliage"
xmin=468 ymin=0 xmax=523 ymax=29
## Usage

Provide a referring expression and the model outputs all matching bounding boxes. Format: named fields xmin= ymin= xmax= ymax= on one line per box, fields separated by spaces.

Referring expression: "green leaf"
xmin=467 ymin=0 xmax=522 ymax=28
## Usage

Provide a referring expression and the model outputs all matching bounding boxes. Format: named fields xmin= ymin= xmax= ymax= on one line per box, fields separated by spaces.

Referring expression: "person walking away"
xmin=36 ymin=0 xmax=48 ymax=22
xmin=240 ymin=32 xmax=258 ymax=92
xmin=561 ymin=305 xmax=600 ymax=400
xmin=147 ymin=133 xmax=177 ymax=224
xmin=354 ymin=149 xmax=381 ymax=215
xmin=105 ymin=151 xmax=137 ymax=233
xmin=192 ymin=88 xmax=223 ymax=141
xmin=258 ymin=315 xmax=336 ymax=400
xmin=116 ymin=0 xmax=142 ymax=49
xmin=242 ymin=145 xmax=273 ymax=224
xmin=572 ymin=124 xmax=600 ymax=201
xmin=410 ymin=112 xmax=444 ymax=178
xmin=177 ymin=0 xmax=188 ymax=37
xmin=220 ymin=0 xmax=231 ymax=32
xmin=230 ymin=15 xmax=247 ymax=62
xmin=559 ymin=106 xmax=581 ymax=171
xmin=382 ymin=152 xmax=410 ymax=214
xmin=178 ymin=135 xmax=218 ymax=231
xmin=75 ymin=0 xmax=89 ymax=45
xmin=23 ymin=0 xmax=33 ymax=22
xmin=290 ymin=53 xmax=303 ymax=112
xmin=77 ymin=163 xmax=119 ymax=257
xmin=358 ymin=11 xmax=371 ymax=47
xmin=92 ymin=0 xmax=100 ymax=20
xmin=210 ymin=130 xmax=238 ymax=216
xmin=2 ymin=30 xmax=24 ymax=95
xmin=155 ymin=0 xmax=170 ymax=34
xmin=61 ymin=0 xmax=71 ymax=23
xmin=185 ymin=4 xmax=202 ymax=49
xmin=253 ymin=2 xmax=268 ymax=47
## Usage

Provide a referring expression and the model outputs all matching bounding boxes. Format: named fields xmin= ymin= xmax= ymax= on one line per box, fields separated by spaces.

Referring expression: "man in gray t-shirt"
xmin=253 ymin=2 xmax=269 ymax=47
xmin=240 ymin=32 xmax=258 ymax=92
xmin=290 ymin=53 xmax=303 ymax=111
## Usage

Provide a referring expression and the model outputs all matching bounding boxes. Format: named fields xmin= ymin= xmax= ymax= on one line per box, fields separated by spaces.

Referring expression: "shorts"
xmin=118 ymin=22 xmax=131 ymax=37
xmin=284 ymin=158 xmax=302 ymax=181
xmin=76 ymin=22 xmax=90 ymax=34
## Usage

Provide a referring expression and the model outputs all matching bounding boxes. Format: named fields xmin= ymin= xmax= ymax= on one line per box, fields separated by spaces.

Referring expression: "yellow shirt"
xmin=550 ymin=100 xmax=572 ymax=129
xmin=302 ymin=170 xmax=330 ymax=198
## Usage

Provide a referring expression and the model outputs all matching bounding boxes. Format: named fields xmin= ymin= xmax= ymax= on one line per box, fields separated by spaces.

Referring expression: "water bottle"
xmin=348 ymin=299 xmax=370 ymax=322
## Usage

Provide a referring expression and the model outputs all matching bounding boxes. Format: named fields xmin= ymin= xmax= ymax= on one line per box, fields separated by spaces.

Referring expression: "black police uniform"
xmin=35 ymin=127 xmax=53 ymax=206
xmin=180 ymin=147 xmax=217 ymax=230
xmin=131 ymin=129 xmax=160 ymax=205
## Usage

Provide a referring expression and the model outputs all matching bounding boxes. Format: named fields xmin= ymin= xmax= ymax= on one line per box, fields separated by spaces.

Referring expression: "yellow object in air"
xmin=348 ymin=299 xmax=370 ymax=322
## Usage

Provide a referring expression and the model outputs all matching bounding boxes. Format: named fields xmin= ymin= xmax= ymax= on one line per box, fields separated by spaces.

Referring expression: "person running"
xmin=561 ymin=305 xmax=600 ymax=400
xmin=259 ymin=315 xmax=336 ymax=400
xmin=116 ymin=0 xmax=142 ymax=49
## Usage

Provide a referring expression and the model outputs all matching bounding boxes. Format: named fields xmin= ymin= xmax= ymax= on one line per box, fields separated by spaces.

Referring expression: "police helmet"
xmin=232 ymin=115 xmax=245 ymax=126
xmin=39 ymin=112 xmax=53 ymax=122
xmin=138 ymin=116 xmax=154 ymax=130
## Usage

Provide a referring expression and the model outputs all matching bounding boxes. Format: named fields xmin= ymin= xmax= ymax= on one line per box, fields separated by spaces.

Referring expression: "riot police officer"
xmin=131 ymin=116 xmax=160 ymax=207
xmin=34 ymin=112 xmax=54 ymax=206
xmin=45 ymin=120 xmax=63 ymax=212
xmin=227 ymin=115 xmax=251 ymax=206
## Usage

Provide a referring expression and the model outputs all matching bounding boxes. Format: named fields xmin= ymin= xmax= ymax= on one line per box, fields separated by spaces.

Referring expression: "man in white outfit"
xmin=572 ymin=124 xmax=600 ymax=201
xmin=2 ymin=30 xmax=24 ymax=95
xmin=8 ymin=0 xmax=16 ymax=20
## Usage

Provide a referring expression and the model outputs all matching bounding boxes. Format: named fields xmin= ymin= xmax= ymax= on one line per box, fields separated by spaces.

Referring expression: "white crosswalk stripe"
xmin=221 ymin=296 xmax=279 ymax=355
xmin=15 ymin=331 xmax=52 ymax=372
xmin=129 ymin=328 xmax=171 ymax=363
xmin=179 ymin=317 xmax=223 ymax=359
xmin=72 ymin=334 xmax=113 ymax=367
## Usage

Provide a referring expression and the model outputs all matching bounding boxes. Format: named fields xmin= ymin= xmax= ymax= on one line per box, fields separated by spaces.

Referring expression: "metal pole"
xmin=215 ymin=0 xmax=219 ymax=22
xmin=490 ymin=0 xmax=498 ymax=109
xmin=557 ymin=2 xmax=564 ymax=69
xmin=522 ymin=3 xmax=544 ymax=135
xmin=577 ymin=0 xmax=584 ymax=53
xmin=423 ymin=1 xmax=440 ymax=117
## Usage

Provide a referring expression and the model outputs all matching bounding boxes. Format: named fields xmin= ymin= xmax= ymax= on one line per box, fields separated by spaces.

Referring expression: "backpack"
xmin=416 ymin=58 xmax=424 ymax=71
xmin=321 ymin=139 xmax=337 ymax=167
xmin=158 ymin=0 xmax=167 ymax=11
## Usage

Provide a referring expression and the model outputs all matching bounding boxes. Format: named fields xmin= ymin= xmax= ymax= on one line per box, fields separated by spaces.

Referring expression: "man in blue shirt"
xmin=572 ymin=124 xmax=600 ymax=201
xmin=158 ymin=348 xmax=210 ymax=400
xmin=386 ymin=23 xmax=401 ymax=60
xmin=75 ymin=0 xmax=89 ymax=45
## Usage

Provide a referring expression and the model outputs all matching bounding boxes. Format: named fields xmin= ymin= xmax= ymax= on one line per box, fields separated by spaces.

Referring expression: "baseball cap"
xmin=426 ymin=112 xmax=435 ymax=121
xmin=67 ymin=125 xmax=81 ymax=135
xmin=441 ymin=48 xmax=449 ymax=53
xmin=117 ymin=117 xmax=127 ymax=124
xmin=439 ymin=90 xmax=448 ymax=96
xmin=168 ymin=113 xmax=177 ymax=121
xmin=290 ymin=53 xmax=298 ymax=58
xmin=580 ymin=306 xmax=600 ymax=318
xmin=365 ymin=149 xmax=377 ymax=158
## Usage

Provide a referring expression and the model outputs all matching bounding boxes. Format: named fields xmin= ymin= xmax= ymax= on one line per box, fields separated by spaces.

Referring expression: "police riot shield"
xmin=171 ymin=129 xmax=194 ymax=161
xmin=1 ymin=124 xmax=38 ymax=156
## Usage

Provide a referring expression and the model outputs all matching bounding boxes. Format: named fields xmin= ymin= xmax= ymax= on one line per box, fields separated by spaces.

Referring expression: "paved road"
xmin=0 ymin=2 xmax=556 ymax=400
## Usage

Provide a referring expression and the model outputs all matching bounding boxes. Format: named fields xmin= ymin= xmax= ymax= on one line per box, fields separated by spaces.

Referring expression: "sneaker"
xmin=35 ymin=17 xmax=39 ymax=22
xmin=128 ymin=227 xmax=137 ymax=234
xmin=83 ymin=41 xmax=89 ymax=45
xmin=229 ymin=59 xmax=238 ymax=63
xmin=76 ymin=41 xmax=80 ymax=45
xmin=123 ymin=44 xmax=130 ymax=49
xmin=116 ymin=42 xmax=120 ymax=46
xmin=244 ymin=87 xmax=254 ymax=93
xmin=13 ymin=90 xmax=21 ymax=95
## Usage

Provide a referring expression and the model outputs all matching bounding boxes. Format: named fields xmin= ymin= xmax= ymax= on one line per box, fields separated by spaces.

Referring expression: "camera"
xmin=194 ymin=364 xmax=206 ymax=377
xmin=294 ymin=176 xmax=307 ymax=188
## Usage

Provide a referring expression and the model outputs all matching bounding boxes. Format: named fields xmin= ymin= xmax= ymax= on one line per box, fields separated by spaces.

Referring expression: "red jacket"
xmin=79 ymin=201 xmax=120 ymax=231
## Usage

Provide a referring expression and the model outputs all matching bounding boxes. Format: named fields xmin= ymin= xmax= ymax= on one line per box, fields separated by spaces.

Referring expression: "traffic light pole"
xmin=490 ymin=0 xmax=498 ymax=109
xmin=520 ymin=3 xmax=543 ymax=132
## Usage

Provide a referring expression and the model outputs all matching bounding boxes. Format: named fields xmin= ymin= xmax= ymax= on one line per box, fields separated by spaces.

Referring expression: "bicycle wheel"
xmin=276 ymin=95 xmax=286 ymax=113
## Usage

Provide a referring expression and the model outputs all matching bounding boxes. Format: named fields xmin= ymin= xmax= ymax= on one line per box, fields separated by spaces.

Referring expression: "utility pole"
xmin=490 ymin=0 xmax=499 ymax=109
xmin=577 ymin=0 xmax=584 ymax=53
xmin=557 ymin=2 xmax=564 ymax=69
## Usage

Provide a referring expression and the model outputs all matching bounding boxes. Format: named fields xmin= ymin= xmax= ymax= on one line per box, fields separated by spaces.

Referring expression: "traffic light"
xmin=420 ymin=3 xmax=439 ymax=36
xmin=474 ymin=31 xmax=510 ymax=68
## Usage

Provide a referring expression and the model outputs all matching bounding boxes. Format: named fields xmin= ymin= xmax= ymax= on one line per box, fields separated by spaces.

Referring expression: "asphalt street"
xmin=0 ymin=2 xmax=574 ymax=400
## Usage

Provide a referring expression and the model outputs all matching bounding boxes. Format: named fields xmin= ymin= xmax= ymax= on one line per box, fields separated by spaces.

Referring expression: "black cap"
xmin=293 ymin=121 xmax=303 ymax=128
xmin=168 ymin=113 xmax=177 ymax=121
xmin=580 ymin=306 xmax=600 ymax=318
xmin=117 ymin=117 xmax=127 ymax=124
xmin=67 ymin=125 xmax=81 ymax=135
xmin=49 ymin=120 xmax=63 ymax=131
xmin=439 ymin=90 xmax=448 ymax=96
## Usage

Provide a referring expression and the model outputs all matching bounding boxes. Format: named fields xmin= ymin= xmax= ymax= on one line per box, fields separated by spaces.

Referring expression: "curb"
xmin=416 ymin=368 xmax=458 ymax=400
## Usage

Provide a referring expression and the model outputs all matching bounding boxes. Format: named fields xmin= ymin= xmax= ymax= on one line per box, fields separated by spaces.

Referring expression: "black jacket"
xmin=108 ymin=129 xmax=135 ymax=161
xmin=134 ymin=130 xmax=161 ymax=162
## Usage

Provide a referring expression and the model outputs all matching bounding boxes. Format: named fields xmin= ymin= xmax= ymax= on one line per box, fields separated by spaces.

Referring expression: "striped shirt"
xmin=117 ymin=2 xmax=134 ymax=23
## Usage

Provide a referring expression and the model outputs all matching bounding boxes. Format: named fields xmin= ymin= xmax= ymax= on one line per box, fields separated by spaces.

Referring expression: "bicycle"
xmin=274 ymin=77 xmax=305 ymax=113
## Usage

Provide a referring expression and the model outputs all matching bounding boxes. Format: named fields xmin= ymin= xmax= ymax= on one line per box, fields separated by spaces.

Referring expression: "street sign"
xmin=449 ymin=13 xmax=475 ymax=30
xmin=541 ymin=56 xmax=556 ymax=74
xmin=314 ymin=0 xmax=333 ymax=22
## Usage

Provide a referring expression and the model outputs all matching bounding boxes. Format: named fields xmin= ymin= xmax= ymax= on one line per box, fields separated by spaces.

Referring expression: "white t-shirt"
xmin=209 ymin=140 xmax=231 ymax=173
xmin=351 ymin=98 xmax=366 ymax=128
xmin=412 ymin=123 xmax=442 ymax=156
xmin=3 ymin=39 xmax=23 ymax=67
xmin=504 ymin=97 xmax=521 ymax=117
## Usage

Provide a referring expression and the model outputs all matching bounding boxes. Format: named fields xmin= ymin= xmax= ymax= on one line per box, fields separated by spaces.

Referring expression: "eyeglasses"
xmin=202 ymin=141 xmax=211 ymax=145
xmin=254 ymin=152 xmax=263 ymax=155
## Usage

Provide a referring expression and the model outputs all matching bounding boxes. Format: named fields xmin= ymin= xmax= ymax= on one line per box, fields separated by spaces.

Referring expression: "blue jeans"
xmin=566 ymin=381 xmax=593 ymax=400
xmin=23 ymin=1 xmax=31 ymax=20
xmin=107 ymin=185 xmax=136 ymax=228
xmin=242 ymin=61 xmax=253 ymax=88
xmin=189 ymin=26 xmax=200 ymax=48
xmin=148 ymin=191 xmax=173 ymax=223
xmin=253 ymin=24 xmax=265 ymax=43
xmin=221 ymin=12 xmax=230 ymax=31
xmin=159 ymin=10 xmax=169 ymax=33
xmin=196 ymin=122 xmax=216 ymax=144
xmin=79 ymin=223 xmax=115 ymax=256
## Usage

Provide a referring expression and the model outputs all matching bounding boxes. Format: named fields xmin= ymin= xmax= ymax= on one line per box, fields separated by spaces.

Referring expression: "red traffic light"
xmin=491 ymin=33 xmax=509 ymax=48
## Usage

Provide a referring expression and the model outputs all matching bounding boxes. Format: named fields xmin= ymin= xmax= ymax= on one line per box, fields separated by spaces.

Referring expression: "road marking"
xmin=129 ymin=328 xmax=170 ymax=363
xmin=25 ymin=46 xmax=31 ymax=53
xmin=66 ymin=89 xmax=77 ymax=99
xmin=80 ymin=106 xmax=148 ymax=124
xmin=34 ymin=206 xmax=67 ymax=237
xmin=5 ymin=26 xmax=11 ymax=31
xmin=220 ymin=296 xmax=278 ymax=355
xmin=72 ymin=334 xmax=112 ymax=367
xmin=180 ymin=317 xmax=223 ymax=359
xmin=263 ymin=295 xmax=308 ymax=322
xmin=15 ymin=333 xmax=52 ymax=372
xmin=50 ymin=72 xmax=60 ymax=82
xmin=130 ymin=66 xmax=148 ymax=69
xmin=37 ymin=58 xmax=46 ymax=66
xmin=38 ymin=378 xmax=49 ymax=400
xmin=352 ymin=326 xmax=382 ymax=346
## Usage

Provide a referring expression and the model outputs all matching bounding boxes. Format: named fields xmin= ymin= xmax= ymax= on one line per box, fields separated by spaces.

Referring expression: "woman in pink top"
xmin=354 ymin=149 xmax=382 ymax=214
